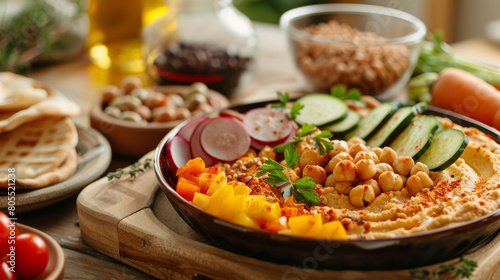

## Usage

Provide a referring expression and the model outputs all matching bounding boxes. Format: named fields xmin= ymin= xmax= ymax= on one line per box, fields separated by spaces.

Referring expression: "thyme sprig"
xmin=410 ymin=256 xmax=477 ymax=280
xmin=106 ymin=158 xmax=153 ymax=180
xmin=274 ymin=123 xmax=333 ymax=156
xmin=256 ymin=146 xmax=320 ymax=207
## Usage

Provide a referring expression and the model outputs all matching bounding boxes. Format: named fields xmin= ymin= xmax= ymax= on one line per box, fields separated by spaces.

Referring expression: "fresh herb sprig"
xmin=272 ymin=91 xmax=304 ymax=121
xmin=256 ymin=146 xmax=320 ymax=207
xmin=106 ymin=158 xmax=153 ymax=180
xmin=274 ymin=123 xmax=333 ymax=156
xmin=410 ymin=256 xmax=477 ymax=280
xmin=330 ymin=85 xmax=363 ymax=102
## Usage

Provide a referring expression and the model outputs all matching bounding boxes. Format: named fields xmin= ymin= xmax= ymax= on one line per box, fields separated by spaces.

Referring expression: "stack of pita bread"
xmin=0 ymin=72 xmax=81 ymax=190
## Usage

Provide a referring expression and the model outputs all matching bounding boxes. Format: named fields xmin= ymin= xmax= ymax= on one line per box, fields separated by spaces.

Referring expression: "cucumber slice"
xmin=345 ymin=102 xmax=399 ymax=140
xmin=367 ymin=106 xmax=416 ymax=148
xmin=294 ymin=94 xmax=348 ymax=126
xmin=390 ymin=115 xmax=440 ymax=160
xmin=322 ymin=109 xmax=360 ymax=135
xmin=417 ymin=128 xmax=469 ymax=171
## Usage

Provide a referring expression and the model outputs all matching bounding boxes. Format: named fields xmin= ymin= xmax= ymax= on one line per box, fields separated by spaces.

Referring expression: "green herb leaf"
xmin=298 ymin=123 xmax=317 ymax=137
xmin=284 ymin=146 xmax=300 ymax=169
xmin=293 ymin=177 xmax=317 ymax=189
xmin=331 ymin=85 xmax=347 ymax=98
xmin=257 ymin=158 xmax=285 ymax=172
xmin=273 ymin=138 xmax=301 ymax=153
xmin=281 ymin=183 xmax=292 ymax=199
xmin=330 ymin=84 xmax=362 ymax=101
xmin=410 ymin=256 xmax=477 ymax=280
xmin=266 ymin=170 xmax=290 ymax=186
xmin=290 ymin=102 xmax=304 ymax=120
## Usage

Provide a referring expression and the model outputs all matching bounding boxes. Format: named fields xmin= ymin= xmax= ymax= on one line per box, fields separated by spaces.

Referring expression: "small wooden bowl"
xmin=17 ymin=224 xmax=65 ymax=280
xmin=90 ymin=85 xmax=229 ymax=158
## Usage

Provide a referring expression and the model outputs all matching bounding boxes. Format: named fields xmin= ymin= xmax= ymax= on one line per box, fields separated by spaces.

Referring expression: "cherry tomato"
xmin=0 ymin=260 xmax=16 ymax=280
xmin=15 ymin=233 xmax=49 ymax=280
xmin=0 ymin=212 xmax=18 ymax=257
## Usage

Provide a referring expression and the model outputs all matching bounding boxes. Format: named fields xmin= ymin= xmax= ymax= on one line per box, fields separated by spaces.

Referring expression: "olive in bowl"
xmin=90 ymin=77 xmax=229 ymax=157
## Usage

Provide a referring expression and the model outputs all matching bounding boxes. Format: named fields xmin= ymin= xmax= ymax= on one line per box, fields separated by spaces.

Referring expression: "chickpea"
xmin=356 ymin=159 xmax=376 ymax=181
xmin=328 ymin=140 xmax=349 ymax=158
xmin=349 ymin=185 xmax=376 ymax=207
xmin=303 ymin=165 xmax=327 ymax=184
xmin=361 ymin=95 xmax=381 ymax=108
xmin=334 ymin=181 xmax=353 ymax=195
xmin=362 ymin=179 xmax=381 ymax=196
xmin=406 ymin=171 xmax=433 ymax=196
xmin=393 ymin=156 xmax=415 ymax=176
xmin=298 ymin=148 xmax=329 ymax=169
xmin=101 ymin=85 xmax=121 ymax=104
xmin=411 ymin=162 xmax=430 ymax=176
xmin=349 ymin=143 xmax=369 ymax=158
xmin=258 ymin=146 xmax=276 ymax=160
xmin=167 ymin=93 xmax=185 ymax=107
xmin=325 ymin=174 xmax=337 ymax=188
xmin=371 ymin=147 xmax=383 ymax=159
xmin=296 ymin=141 xmax=311 ymax=155
xmin=197 ymin=103 xmax=213 ymax=113
xmin=379 ymin=147 xmax=398 ymax=165
xmin=185 ymin=92 xmax=208 ymax=111
xmin=189 ymin=82 xmax=209 ymax=95
xmin=332 ymin=160 xmax=357 ymax=182
xmin=327 ymin=152 xmax=353 ymax=172
xmin=120 ymin=76 xmax=142 ymax=94
xmin=353 ymin=151 xmax=379 ymax=164
xmin=378 ymin=171 xmax=404 ymax=192
xmin=283 ymin=168 xmax=300 ymax=183
xmin=145 ymin=93 xmax=170 ymax=109
xmin=373 ymin=163 xmax=393 ymax=180
xmin=346 ymin=136 xmax=366 ymax=147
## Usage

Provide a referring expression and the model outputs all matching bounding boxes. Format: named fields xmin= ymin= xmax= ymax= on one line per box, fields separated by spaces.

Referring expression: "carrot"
xmin=431 ymin=68 xmax=500 ymax=129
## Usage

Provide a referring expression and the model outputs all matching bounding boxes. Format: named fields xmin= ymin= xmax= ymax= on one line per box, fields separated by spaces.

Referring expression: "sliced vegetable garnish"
xmin=190 ymin=119 xmax=218 ymax=166
xmin=167 ymin=136 xmax=192 ymax=172
xmin=178 ymin=117 xmax=210 ymax=141
xmin=366 ymin=106 xmax=416 ymax=148
xmin=417 ymin=128 xmax=469 ymax=171
xmin=390 ymin=115 xmax=440 ymax=160
xmin=346 ymin=102 xmax=399 ymax=140
xmin=200 ymin=117 xmax=251 ymax=162
xmin=294 ymin=94 xmax=348 ymax=126
xmin=243 ymin=107 xmax=291 ymax=143
xmin=322 ymin=109 xmax=360 ymax=135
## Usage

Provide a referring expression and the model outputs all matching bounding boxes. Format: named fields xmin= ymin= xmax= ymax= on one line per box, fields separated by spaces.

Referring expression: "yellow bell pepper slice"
xmin=319 ymin=221 xmax=347 ymax=240
xmin=192 ymin=192 xmax=211 ymax=210
xmin=231 ymin=212 xmax=260 ymax=230
xmin=246 ymin=200 xmax=281 ymax=224
xmin=288 ymin=214 xmax=323 ymax=238
xmin=207 ymin=172 xmax=227 ymax=195
xmin=205 ymin=184 xmax=233 ymax=216
xmin=231 ymin=181 xmax=252 ymax=196
xmin=218 ymin=195 xmax=249 ymax=221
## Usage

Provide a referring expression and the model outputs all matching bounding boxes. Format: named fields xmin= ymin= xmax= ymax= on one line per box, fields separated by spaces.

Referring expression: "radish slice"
xmin=166 ymin=136 xmax=192 ymax=173
xmin=200 ymin=117 xmax=251 ymax=162
xmin=178 ymin=117 xmax=209 ymax=141
xmin=243 ymin=108 xmax=291 ymax=143
xmin=250 ymin=122 xmax=297 ymax=150
xmin=190 ymin=119 xmax=218 ymax=166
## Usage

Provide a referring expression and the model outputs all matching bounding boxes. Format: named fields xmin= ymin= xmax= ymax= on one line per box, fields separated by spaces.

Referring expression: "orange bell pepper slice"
xmin=176 ymin=177 xmax=201 ymax=201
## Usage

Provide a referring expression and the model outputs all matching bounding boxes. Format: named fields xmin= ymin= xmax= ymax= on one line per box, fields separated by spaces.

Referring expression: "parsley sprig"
xmin=272 ymin=91 xmax=304 ymax=121
xmin=330 ymin=85 xmax=363 ymax=102
xmin=106 ymin=158 xmax=153 ymax=180
xmin=256 ymin=146 xmax=320 ymax=207
xmin=274 ymin=123 xmax=333 ymax=156
xmin=410 ymin=256 xmax=477 ymax=280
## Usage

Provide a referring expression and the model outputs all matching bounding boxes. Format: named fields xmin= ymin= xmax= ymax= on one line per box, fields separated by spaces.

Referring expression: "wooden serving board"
xmin=77 ymin=151 xmax=500 ymax=280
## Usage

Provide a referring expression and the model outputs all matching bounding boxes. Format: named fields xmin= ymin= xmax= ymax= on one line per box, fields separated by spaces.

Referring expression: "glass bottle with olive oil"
xmin=86 ymin=0 xmax=169 ymax=73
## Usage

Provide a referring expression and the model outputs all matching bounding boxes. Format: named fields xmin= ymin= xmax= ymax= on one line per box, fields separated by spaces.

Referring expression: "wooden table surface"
xmin=15 ymin=22 xmax=500 ymax=279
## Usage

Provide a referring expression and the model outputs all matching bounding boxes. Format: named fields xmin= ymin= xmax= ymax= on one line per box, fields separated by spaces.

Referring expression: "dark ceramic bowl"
xmin=154 ymin=100 xmax=500 ymax=270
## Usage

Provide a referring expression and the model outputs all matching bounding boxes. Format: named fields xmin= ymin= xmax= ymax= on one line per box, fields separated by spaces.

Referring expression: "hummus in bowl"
xmin=155 ymin=101 xmax=500 ymax=270
xmin=318 ymin=122 xmax=500 ymax=239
